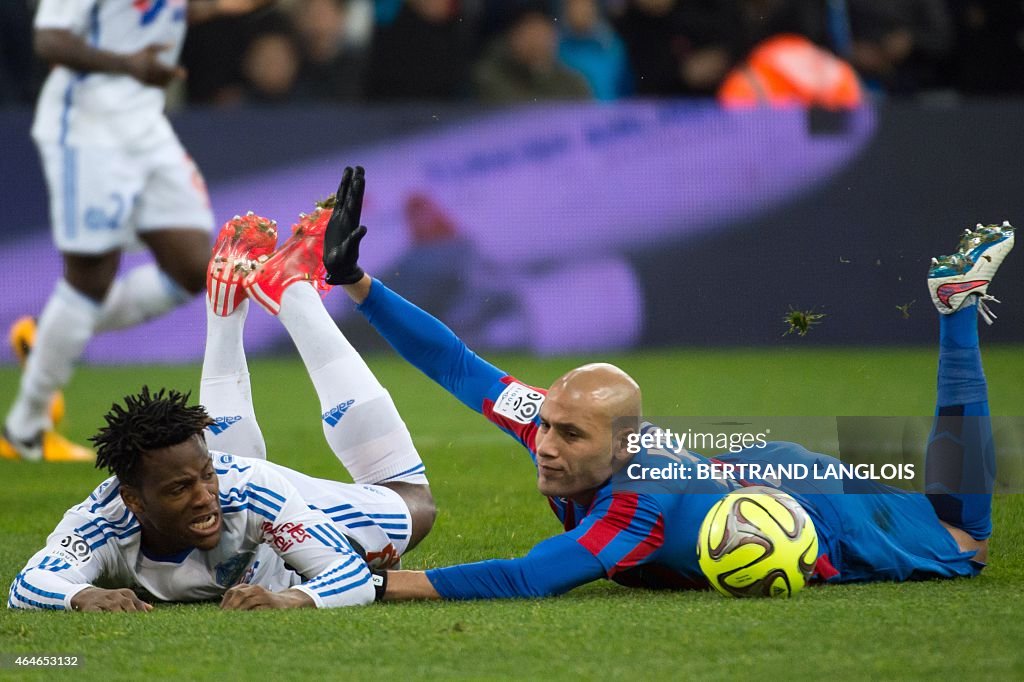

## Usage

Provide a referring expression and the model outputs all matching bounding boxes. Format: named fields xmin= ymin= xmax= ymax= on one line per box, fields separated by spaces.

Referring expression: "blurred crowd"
xmin=2 ymin=0 xmax=1023 ymax=108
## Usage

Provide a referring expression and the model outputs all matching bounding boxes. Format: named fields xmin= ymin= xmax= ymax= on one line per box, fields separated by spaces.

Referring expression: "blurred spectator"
xmin=0 ymin=0 xmax=39 ymax=105
xmin=718 ymin=34 xmax=863 ymax=109
xmin=558 ymin=0 xmax=631 ymax=100
xmin=846 ymin=0 xmax=953 ymax=94
xmin=387 ymin=193 xmax=476 ymax=323
xmin=364 ymin=0 xmax=473 ymax=100
xmin=473 ymin=2 xmax=591 ymax=103
xmin=182 ymin=11 xmax=265 ymax=105
xmin=292 ymin=0 xmax=367 ymax=102
xmin=948 ymin=1 xmax=1024 ymax=94
xmin=612 ymin=0 xmax=735 ymax=96
xmin=239 ymin=17 xmax=302 ymax=104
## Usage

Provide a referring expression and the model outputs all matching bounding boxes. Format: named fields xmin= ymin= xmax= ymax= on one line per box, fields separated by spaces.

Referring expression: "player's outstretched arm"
xmin=375 ymin=492 xmax=666 ymax=602
xmin=324 ymin=167 xmax=509 ymax=414
xmin=374 ymin=534 xmax=608 ymax=602
xmin=232 ymin=462 xmax=375 ymax=608
xmin=9 ymin=514 xmax=137 ymax=612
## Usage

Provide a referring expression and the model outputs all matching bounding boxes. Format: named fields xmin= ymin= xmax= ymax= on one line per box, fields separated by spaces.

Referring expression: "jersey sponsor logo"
xmin=50 ymin=534 xmax=91 ymax=567
xmin=261 ymin=521 xmax=311 ymax=552
xmin=936 ymin=280 xmax=987 ymax=308
xmin=322 ymin=399 xmax=356 ymax=428
xmin=493 ymin=382 xmax=545 ymax=424
xmin=215 ymin=551 xmax=255 ymax=587
xmin=207 ymin=415 xmax=243 ymax=435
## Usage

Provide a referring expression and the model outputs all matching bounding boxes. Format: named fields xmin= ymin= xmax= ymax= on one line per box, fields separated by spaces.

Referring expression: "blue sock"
xmin=926 ymin=301 xmax=995 ymax=540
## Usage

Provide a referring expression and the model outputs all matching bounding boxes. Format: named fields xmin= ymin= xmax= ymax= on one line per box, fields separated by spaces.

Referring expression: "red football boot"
xmin=207 ymin=212 xmax=278 ymax=316
xmin=244 ymin=202 xmax=335 ymax=315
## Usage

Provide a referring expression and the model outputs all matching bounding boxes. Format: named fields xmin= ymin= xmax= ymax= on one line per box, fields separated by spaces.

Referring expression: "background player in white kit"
xmin=2 ymin=0 xmax=273 ymax=462
xmin=9 ymin=174 xmax=435 ymax=611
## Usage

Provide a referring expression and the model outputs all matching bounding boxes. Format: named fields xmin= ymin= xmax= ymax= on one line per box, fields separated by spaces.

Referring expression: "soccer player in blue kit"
xmin=323 ymin=167 xmax=1012 ymax=600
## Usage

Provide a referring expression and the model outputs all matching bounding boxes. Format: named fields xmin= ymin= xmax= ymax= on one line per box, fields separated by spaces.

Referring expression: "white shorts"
xmin=264 ymin=461 xmax=414 ymax=568
xmin=36 ymin=126 xmax=213 ymax=255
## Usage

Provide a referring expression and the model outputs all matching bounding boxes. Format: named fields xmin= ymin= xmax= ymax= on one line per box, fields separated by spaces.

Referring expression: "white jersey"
xmin=32 ymin=0 xmax=188 ymax=146
xmin=8 ymin=454 xmax=377 ymax=610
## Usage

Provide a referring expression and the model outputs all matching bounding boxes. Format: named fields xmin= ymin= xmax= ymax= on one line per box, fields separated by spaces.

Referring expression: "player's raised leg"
xmin=2 ymin=139 xmax=213 ymax=462
xmin=244 ymin=201 xmax=435 ymax=550
xmin=925 ymin=221 xmax=1014 ymax=561
xmin=0 ymin=251 xmax=114 ymax=463
xmin=200 ymin=213 xmax=279 ymax=459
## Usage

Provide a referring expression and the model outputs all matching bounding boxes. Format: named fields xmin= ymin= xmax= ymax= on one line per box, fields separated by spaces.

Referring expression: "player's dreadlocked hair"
xmin=90 ymin=386 xmax=214 ymax=486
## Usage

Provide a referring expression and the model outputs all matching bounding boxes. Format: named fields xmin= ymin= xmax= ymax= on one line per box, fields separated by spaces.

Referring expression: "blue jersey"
xmin=359 ymin=280 xmax=979 ymax=599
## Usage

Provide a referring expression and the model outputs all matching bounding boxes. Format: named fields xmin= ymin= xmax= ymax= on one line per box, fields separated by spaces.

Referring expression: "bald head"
xmin=533 ymin=363 xmax=642 ymax=499
xmin=549 ymin=363 xmax=642 ymax=424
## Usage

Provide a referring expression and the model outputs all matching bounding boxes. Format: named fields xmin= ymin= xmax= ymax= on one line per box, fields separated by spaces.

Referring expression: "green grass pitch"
xmin=1 ymin=347 xmax=1023 ymax=680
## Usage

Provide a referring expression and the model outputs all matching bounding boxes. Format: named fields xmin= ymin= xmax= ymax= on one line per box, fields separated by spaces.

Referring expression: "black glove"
xmin=323 ymin=165 xmax=367 ymax=285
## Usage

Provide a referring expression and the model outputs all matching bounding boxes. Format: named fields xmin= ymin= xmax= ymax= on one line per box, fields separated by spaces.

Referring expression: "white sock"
xmin=5 ymin=280 xmax=100 ymax=440
xmin=199 ymin=298 xmax=266 ymax=460
xmin=95 ymin=264 xmax=191 ymax=332
xmin=276 ymin=284 xmax=425 ymax=485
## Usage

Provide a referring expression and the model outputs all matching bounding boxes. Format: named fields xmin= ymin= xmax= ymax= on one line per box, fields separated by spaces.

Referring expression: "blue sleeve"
xmin=424 ymin=533 xmax=607 ymax=600
xmin=357 ymin=278 xmax=507 ymax=414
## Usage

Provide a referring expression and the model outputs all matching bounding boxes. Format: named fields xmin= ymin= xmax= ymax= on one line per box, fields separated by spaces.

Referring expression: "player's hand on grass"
xmin=70 ymin=587 xmax=153 ymax=613
xmin=323 ymin=166 xmax=367 ymax=286
xmin=121 ymin=44 xmax=186 ymax=87
xmin=219 ymin=584 xmax=315 ymax=610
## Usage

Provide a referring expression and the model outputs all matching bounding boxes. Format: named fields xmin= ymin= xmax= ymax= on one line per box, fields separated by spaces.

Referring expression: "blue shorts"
xmin=720 ymin=443 xmax=981 ymax=582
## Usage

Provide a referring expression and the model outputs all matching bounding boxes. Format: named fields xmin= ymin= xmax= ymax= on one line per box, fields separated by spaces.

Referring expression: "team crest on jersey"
xmin=322 ymin=400 xmax=356 ymax=428
xmin=208 ymin=415 xmax=243 ymax=435
xmin=215 ymin=552 xmax=255 ymax=587
xmin=49 ymin=534 xmax=91 ymax=568
xmin=238 ymin=560 xmax=261 ymax=586
xmin=219 ymin=453 xmax=234 ymax=465
xmin=493 ymin=383 xmax=545 ymax=424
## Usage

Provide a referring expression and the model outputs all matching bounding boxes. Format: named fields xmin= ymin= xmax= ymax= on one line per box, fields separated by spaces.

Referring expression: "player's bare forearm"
xmin=380 ymin=570 xmax=441 ymax=601
xmin=219 ymin=584 xmax=315 ymax=610
xmin=188 ymin=0 xmax=275 ymax=24
xmin=35 ymin=30 xmax=133 ymax=76
xmin=342 ymin=274 xmax=373 ymax=305
xmin=34 ymin=30 xmax=184 ymax=86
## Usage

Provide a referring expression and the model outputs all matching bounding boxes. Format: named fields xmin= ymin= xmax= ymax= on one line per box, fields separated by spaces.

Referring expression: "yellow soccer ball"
xmin=697 ymin=486 xmax=818 ymax=598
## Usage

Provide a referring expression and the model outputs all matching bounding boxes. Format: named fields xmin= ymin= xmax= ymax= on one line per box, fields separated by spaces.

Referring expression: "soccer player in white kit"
xmin=8 ymin=172 xmax=435 ymax=611
xmin=2 ymin=0 xmax=272 ymax=462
